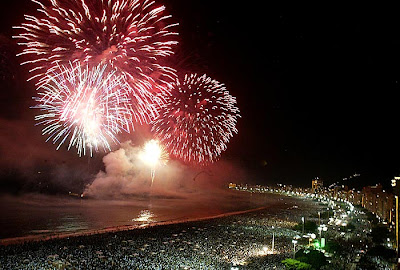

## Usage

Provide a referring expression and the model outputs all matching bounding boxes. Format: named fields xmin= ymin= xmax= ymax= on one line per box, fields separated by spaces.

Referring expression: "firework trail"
xmin=34 ymin=63 xmax=132 ymax=156
xmin=14 ymin=0 xmax=179 ymax=124
xmin=151 ymin=74 xmax=240 ymax=166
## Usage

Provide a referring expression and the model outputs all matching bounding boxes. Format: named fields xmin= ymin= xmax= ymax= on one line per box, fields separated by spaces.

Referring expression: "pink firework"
xmin=151 ymin=73 xmax=240 ymax=165
xmin=14 ymin=0 xmax=179 ymax=123
xmin=34 ymin=63 xmax=133 ymax=156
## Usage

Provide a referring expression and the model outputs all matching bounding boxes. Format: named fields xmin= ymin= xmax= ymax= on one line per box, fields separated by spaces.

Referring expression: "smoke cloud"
xmin=84 ymin=141 xmax=247 ymax=199
xmin=0 ymin=117 xmax=101 ymax=194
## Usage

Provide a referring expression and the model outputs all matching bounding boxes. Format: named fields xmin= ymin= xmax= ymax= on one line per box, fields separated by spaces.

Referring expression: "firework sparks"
xmin=14 ymin=0 xmax=179 ymax=123
xmin=151 ymin=73 xmax=240 ymax=165
xmin=34 ymin=63 xmax=132 ymax=156
xmin=139 ymin=139 xmax=168 ymax=186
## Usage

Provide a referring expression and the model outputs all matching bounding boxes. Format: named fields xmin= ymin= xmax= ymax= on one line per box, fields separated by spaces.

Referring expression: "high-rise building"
xmin=361 ymin=184 xmax=393 ymax=222
xmin=311 ymin=177 xmax=323 ymax=193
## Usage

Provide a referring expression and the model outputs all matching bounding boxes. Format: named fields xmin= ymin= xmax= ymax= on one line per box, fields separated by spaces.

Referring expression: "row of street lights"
xmin=292 ymin=218 xmax=328 ymax=259
xmin=266 ymin=216 xmax=329 ymax=260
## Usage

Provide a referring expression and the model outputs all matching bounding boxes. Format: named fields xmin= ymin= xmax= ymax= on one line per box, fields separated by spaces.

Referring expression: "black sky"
xmin=1 ymin=1 xmax=400 ymax=191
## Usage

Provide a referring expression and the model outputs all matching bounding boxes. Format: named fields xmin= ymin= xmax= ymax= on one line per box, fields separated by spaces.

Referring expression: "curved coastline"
xmin=0 ymin=206 xmax=268 ymax=246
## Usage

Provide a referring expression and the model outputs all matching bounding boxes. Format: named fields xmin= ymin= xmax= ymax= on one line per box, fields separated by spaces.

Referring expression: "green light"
xmin=314 ymin=241 xmax=320 ymax=248
xmin=321 ymin=238 xmax=326 ymax=248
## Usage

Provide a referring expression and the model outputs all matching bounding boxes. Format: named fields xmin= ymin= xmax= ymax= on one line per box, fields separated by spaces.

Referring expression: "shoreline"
xmin=0 ymin=195 xmax=324 ymax=269
xmin=0 ymin=206 xmax=268 ymax=246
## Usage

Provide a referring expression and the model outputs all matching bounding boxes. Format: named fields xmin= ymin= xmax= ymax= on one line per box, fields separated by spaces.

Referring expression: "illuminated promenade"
xmin=230 ymin=183 xmax=397 ymax=269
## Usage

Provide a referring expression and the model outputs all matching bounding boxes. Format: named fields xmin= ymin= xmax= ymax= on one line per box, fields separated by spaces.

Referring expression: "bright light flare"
xmin=140 ymin=140 xmax=164 ymax=167
xmin=258 ymin=246 xmax=276 ymax=255
xmin=139 ymin=139 xmax=168 ymax=186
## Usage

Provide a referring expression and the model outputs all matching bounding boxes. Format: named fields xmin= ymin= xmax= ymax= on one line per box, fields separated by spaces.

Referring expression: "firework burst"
xmin=14 ymin=0 xmax=179 ymax=123
xmin=151 ymin=73 xmax=240 ymax=165
xmin=34 ymin=63 xmax=132 ymax=156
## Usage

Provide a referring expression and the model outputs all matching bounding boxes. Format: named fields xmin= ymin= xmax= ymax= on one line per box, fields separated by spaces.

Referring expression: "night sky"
xmin=1 ymin=1 xmax=400 ymax=192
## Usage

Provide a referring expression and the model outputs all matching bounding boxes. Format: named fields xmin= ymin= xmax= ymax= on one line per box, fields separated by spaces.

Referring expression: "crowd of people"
xmin=0 ymin=197 xmax=322 ymax=269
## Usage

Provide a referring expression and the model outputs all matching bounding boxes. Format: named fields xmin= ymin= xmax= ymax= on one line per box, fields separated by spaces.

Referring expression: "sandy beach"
xmin=0 ymin=194 xmax=322 ymax=269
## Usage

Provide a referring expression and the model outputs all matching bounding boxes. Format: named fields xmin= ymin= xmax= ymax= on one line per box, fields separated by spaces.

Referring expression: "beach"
xmin=0 ymin=193 xmax=322 ymax=269
xmin=0 ymin=191 xmax=301 ymax=240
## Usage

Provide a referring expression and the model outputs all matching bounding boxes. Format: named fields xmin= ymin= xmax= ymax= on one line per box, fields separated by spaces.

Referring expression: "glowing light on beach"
xmin=258 ymin=246 xmax=276 ymax=255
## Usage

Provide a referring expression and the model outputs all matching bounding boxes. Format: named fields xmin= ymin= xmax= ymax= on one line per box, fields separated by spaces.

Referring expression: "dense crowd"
xmin=0 ymin=198 xmax=322 ymax=269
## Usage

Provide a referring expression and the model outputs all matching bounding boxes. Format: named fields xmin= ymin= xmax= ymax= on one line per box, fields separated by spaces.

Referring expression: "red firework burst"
xmin=34 ymin=63 xmax=133 ymax=157
xmin=151 ymin=73 xmax=240 ymax=165
xmin=14 ymin=0 xmax=179 ymax=124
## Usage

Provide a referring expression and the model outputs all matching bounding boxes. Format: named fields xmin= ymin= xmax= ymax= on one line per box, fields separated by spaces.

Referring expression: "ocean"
xmin=0 ymin=190 xmax=319 ymax=242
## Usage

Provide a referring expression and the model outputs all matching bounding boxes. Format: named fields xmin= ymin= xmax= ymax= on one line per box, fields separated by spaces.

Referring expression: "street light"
xmin=318 ymin=226 xmax=322 ymax=242
xmin=393 ymin=176 xmax=400 ymax=268
xmin=292 ymin=239 xmax=298 ymax=259
xmin=302 ymin=216 xmax=305 ymax=235
xmin=309 ymin=233 xmax=316 ymax=247
xmin=396 ymin=194 xmax=399 ymax=266
xmin=271 ymin=226 xmax=275 ymax=254
xmin=318 ymin=211 xmax=321 ymax=226
xmin=318 ymin=225 xmax=328 ymax=248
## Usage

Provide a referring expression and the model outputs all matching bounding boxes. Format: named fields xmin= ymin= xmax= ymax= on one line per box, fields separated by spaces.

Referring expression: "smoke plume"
xmin=84 ymin=141 xmax=246 ymax=199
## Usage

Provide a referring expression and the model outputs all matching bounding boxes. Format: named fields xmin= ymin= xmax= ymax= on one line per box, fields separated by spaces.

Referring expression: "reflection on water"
xmin=132 ymin=210 xmax=155 ymax=224
xmin=54 ymin=216 xmax=89 ymax=233
xmin=0 ymin=191 xmax=290 ymax=240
